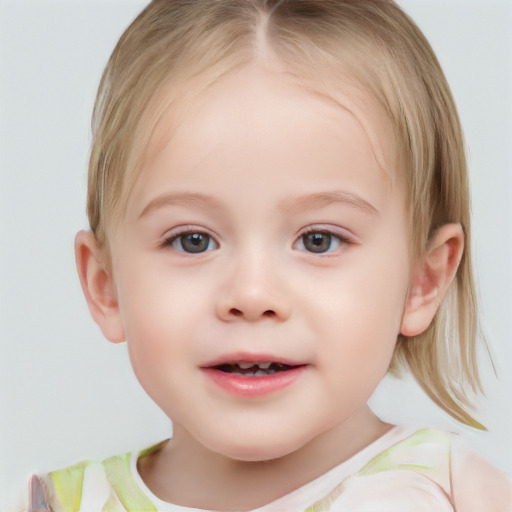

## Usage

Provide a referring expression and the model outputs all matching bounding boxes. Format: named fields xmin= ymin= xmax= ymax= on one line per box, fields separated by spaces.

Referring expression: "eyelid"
xmin=293 ymin=225 xmax=357 ymax=253
xmin=296 ymin=224 xmax=356 ymax=242
xmin=161 ymin=225 xmax=220 ymax=250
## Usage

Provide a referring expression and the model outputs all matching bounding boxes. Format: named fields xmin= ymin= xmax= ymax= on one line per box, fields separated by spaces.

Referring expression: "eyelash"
xmin=162 ymin=227 xmax=218 ymax=254
xmin=161 ymin=226 xmax=354 ymax=255
xmin=294 ymin=228 xmax=353 ymax=255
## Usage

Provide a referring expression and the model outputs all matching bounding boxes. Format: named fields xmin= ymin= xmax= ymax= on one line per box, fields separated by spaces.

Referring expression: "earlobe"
xmin=75 ymin=230 xmax=125 ymax=343
xmin=400 ymin=223 xmax=464 ymax=337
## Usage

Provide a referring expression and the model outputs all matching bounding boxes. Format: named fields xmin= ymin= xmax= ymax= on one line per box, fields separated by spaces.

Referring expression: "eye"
xmin=166 ymin=231 xmax=218 ymax=254
xmin=295 ymin=229 xmax=347 ymax=254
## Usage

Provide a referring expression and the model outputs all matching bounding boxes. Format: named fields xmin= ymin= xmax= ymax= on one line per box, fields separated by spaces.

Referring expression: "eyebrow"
xmin=138 ymin=190 xmax=379 ymax=219
xmin=138 ymin=192 xmax=223 ymax=219
xmin=278 ymin=191 xmax=379 ymax=216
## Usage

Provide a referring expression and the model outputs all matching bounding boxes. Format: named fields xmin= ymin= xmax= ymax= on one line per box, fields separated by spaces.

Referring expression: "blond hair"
xmin=88 ymin=0 xmax=485 ymax=428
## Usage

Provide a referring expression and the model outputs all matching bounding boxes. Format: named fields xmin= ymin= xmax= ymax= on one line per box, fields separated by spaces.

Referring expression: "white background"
xmin=1 ymin=1 xmax=511 ymax=510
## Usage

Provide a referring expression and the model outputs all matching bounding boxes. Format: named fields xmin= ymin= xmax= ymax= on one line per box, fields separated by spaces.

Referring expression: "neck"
xmin=138 ymin=406 xmax=392 ymax=511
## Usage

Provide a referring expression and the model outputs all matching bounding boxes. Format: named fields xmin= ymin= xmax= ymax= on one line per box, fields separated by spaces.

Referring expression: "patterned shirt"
xmin=27 ymin=426 xmax=491 ymax=511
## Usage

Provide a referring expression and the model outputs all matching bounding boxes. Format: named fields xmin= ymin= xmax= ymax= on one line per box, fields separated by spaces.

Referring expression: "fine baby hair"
xmin=28 ymin=0 xmax=512 ymax=510
xmin=89 ymin=0 xmax=479 ymax=425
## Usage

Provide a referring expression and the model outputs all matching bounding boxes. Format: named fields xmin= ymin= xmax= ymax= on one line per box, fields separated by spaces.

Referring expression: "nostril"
xmin=227 ymin=308 xmax=276 ymax=318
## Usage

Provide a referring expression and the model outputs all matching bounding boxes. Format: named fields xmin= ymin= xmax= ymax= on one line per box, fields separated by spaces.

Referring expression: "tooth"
xmin=257 ymin=362 xmax=272 ymax=369
xmin=238 ymin=362 xmax=254 ymax=369
xmin=254 ymin=370 xmax=267 ymax=376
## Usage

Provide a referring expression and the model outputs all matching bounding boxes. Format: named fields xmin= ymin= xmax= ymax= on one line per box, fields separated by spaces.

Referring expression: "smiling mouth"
xmin=203 ymin=359 xmax=307 ymax=396
xmin=214 ymin=362 xmax=296 ymax=376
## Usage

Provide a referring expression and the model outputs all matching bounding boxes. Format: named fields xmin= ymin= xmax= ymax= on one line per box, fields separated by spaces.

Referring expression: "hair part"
xmin=87 ymin=0 xmax=486 ymax=428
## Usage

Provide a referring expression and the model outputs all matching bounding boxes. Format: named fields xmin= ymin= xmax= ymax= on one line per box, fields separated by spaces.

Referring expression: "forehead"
xmin=122 ymin=64 xmax=404 ymax=226
xmin=141 ymin=63 xmax=398 ymax=184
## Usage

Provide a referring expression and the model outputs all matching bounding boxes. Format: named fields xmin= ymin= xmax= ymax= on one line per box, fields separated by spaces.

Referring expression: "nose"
xmin=215 ymin=253 xmax=291 ymax=323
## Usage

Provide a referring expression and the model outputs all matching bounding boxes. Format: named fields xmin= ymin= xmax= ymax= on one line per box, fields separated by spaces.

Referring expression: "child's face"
xmin=108 ymin=65 xmax=412 ymax=460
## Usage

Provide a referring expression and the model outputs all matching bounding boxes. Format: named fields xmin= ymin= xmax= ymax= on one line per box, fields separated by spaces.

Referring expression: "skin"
xmin=76 ymin=64 xmax=464 ymax=510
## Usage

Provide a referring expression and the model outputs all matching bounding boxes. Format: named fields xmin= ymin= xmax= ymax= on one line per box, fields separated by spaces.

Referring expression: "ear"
xmin=75 ymin=230 xmax=125 ymax=343
xmin=400 ymin=223 xmax=464 ymax=337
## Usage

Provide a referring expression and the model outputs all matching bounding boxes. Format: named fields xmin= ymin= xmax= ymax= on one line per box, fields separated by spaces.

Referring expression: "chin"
xmin=204 ymin=430 xmax=308 ymax=463
xmin=220 ymin=446 xmax=294 ymax=463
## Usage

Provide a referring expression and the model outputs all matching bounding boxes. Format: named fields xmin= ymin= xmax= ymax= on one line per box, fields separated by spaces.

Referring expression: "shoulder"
xmin=451 ymin=439 xmax=512 ymax=512
xmin=29 ymin=458 xmax=107 ymax=512
xmin=311 ymin=426 xmax=511 ymax=511
xmin=358 ymin=426 xmax=454 ymax=493
xmin=310 ymin=426 xmax=456 ymax=510
xmin=31 ymin=458 xmax=116 ymax=512
xmin=28 ymin=445 xmax=162 ymax=512
xmin=396 ymin=427 xmax=512 ymax=511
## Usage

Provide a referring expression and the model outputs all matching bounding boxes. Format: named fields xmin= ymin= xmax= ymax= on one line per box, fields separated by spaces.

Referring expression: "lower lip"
xmin=202 ymin=366 xmax=307 ymax=398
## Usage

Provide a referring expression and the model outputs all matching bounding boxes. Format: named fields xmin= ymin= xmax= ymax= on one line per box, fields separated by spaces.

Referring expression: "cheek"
xmin=309 ymin=241 xmax=410 ymax=381
xmin=120 ymin=288 xmax=199 ymax=413
xmin=316 ymin=250 xmax=409 ymax=334
xmin=113 ymin=261 xmax=209 ymax=380
xmin=116 ymin=254 xmax=210 ymax=330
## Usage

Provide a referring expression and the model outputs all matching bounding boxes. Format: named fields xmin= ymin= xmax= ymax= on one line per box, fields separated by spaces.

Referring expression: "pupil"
xmin=304 ymin=232 xmax=331 ymax=253
xmin=183 ymin=233 xmax=209 ymax=253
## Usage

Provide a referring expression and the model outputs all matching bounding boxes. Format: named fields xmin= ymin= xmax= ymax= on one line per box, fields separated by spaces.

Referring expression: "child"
xmin=28 ymin=0 xmax=511 ymax=510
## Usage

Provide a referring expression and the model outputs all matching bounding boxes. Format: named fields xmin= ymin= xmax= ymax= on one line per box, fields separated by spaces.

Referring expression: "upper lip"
xmin=201 ymin=352 xmax=308 ymax=368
